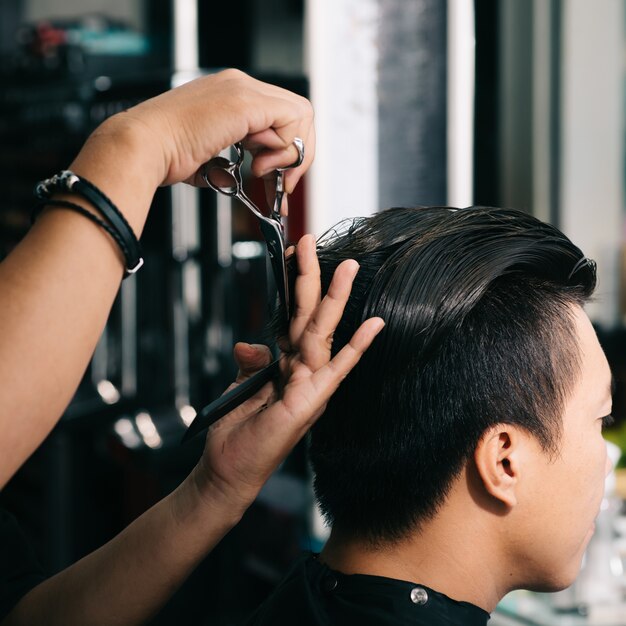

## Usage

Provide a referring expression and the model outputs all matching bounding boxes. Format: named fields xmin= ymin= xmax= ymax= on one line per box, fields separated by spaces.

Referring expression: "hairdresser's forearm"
xmin=0 ymin=118 xmax=161 ymax=487
xmin=0 ymin=69 xmax=314 ymax=487
xmin=4 ymin=471 xmax=243 ymax=626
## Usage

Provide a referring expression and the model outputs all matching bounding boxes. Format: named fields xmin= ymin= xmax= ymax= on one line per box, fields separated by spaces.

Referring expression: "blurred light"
xmin=113 ymin=417 xmax=141 ymax=449
xmin=179 ymin=404 xmax=197 ymax=426
xmin=94 ymin=75 xmax=112 ymax=91
xmin=233 ymin=240 xmax=265 ymax=260
xmin=97 ymin=379 xmax=121 ymax=404
xmin=135 ymin=412 xmax=162 ymax=449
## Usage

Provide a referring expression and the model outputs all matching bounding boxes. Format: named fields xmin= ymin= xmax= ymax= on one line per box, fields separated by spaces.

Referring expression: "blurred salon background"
xmin=1 ymin=1 xmax=626 ymax=623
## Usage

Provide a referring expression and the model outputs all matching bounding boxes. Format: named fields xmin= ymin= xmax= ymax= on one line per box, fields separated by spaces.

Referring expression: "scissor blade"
xmin=181 ymin=359 xmax=281 ymax=443
xmin=259 ymin=219 xmax=289 ymax=321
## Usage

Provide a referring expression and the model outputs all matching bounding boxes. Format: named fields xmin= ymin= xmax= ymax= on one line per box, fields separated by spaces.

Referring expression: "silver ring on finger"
xmin=279 ymin=137 xmax=305 ymax=171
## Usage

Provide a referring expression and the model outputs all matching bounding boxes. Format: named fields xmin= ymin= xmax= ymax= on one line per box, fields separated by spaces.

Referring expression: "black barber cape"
xmin=244 ymin=554 xmax=490 ymax=626
xmin=0 ymin=506 xmax=46 ymax=620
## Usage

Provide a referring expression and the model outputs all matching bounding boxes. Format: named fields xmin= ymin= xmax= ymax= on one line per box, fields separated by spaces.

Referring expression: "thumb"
xmin=233 ymin=343 xmax=273 ymax=382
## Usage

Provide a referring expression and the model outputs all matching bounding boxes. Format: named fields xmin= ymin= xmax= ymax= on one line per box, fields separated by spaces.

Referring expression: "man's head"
xmin=286 ymin=207 xmax=610 ymax=589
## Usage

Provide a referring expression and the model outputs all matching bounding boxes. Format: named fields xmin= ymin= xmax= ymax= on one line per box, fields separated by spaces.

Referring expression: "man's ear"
xmin=474 ymin=425 xmax=527 ymax=508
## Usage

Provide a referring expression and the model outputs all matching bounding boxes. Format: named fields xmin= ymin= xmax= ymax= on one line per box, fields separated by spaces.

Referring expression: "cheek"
xmin=605 ymin=447 xmax=614 ymax=476
xmin=545 ymin=435 xmax=607 ymax=526
xmin=575 ymin=437 xmax=607 ymax=510
xmin=589 ymin=437 xmax=608 ymax=482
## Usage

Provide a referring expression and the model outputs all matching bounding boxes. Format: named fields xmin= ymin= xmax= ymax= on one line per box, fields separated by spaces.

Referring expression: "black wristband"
xmin=35 ymin=170 xmax=144 ymax=276
xmin=32 ymin=199 xmax=133 ymax=264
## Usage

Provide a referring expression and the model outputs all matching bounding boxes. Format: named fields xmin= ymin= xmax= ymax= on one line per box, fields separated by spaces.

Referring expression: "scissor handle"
xmin=201 ymin=142 xmax=245 ymax=197
xmin=272 ymin=137 xmax=304 ymax=218
xmin=276 ymin=137 xmax=305 ymax=172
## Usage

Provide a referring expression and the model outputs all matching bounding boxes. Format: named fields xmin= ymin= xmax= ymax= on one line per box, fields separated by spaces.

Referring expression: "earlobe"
xmin=474 ymin=426 xmax=521 ymax=508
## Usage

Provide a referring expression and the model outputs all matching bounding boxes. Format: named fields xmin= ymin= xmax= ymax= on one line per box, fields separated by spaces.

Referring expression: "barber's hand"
xmin=101 ymin=68 xmax=314 ymax=197
xmin=189 ymin=235 xmax=384 ymax=516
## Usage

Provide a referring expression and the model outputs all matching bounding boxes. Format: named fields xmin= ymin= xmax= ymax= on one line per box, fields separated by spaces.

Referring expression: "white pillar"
xmin=305 ymin=0 xmax=379 ymax=237
xmin=173 ymin=0 xmax=199 ymax=75
xmin=560 ymin=0 xmax=624 ymax=326
xmin=171 ymin=0 xmax=202 ymax=411
xmin=447 ymin=0 xmax=475 ymax=208
xmin=531 ymin=0 xmax=553 ymax=224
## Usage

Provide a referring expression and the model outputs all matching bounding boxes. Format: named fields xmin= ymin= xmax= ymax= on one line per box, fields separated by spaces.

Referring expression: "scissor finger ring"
xmin=278 ymin=137 xmax=305 ymax=171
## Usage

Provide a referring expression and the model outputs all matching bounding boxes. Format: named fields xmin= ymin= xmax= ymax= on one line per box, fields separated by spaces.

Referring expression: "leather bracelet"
xmin=35 ymin=170 xmax=144 ymax=276
xmin=32 ymin=199 xmax=132 ymax=263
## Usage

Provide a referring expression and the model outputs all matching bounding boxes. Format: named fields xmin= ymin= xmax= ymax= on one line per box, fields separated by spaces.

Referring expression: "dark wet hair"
xmin=283 ymin=207 xmax=596 ymax=544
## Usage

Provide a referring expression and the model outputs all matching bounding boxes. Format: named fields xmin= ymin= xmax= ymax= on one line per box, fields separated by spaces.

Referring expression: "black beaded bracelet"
xmin=34 ymin=170 xmax=144 ymax=276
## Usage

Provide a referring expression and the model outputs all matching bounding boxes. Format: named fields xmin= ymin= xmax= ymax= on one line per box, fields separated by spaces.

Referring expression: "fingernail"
xmin=366 ymin=318 xmax=386 ymax=337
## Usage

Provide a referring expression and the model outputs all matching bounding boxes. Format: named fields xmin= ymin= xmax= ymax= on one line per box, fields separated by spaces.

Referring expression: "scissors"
xmin=182 ymin=138 xmax=304 ymax=443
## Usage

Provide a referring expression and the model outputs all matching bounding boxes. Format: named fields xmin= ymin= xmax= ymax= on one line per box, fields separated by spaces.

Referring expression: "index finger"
xmin=288 ymin=235 xmax=322 ymax=346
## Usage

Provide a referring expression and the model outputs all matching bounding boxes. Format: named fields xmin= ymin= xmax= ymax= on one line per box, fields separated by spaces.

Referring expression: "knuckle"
xmin=324 ymin=290 xmax=343 ymax=304
xmin=304 ymin=320 xmax=323 ymax=338
xmin=325 ymin=359 xmax=344 ymax=380
xmin=297 ymin=95 xmax=313 ymax=114
xmin=293 ymin=305 xmax=309 ymax=319
xmin=221 ymin=67 xmax=246 ymax=81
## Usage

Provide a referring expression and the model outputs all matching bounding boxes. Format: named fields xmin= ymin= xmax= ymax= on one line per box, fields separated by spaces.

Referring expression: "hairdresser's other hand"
xmin=186 ymin=235 xmax=384 ymax=518
xmin=91 ymin=68 xmax=314 ymax=197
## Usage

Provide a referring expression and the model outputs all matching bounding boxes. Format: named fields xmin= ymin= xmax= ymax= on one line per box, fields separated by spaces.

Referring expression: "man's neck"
xmin=319 ymin=487 xmax=511 ymax=613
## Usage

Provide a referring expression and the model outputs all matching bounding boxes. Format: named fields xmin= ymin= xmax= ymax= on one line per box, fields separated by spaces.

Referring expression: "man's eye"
xmin=601 ymin=414 xmax=615 ymax=429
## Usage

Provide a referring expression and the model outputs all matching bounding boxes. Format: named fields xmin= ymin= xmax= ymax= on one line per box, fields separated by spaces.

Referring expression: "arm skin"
xmin=0 ymin=69 xmax=385 ymax=625
xmin=0 ymin=68 xmax=315 ymax=488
